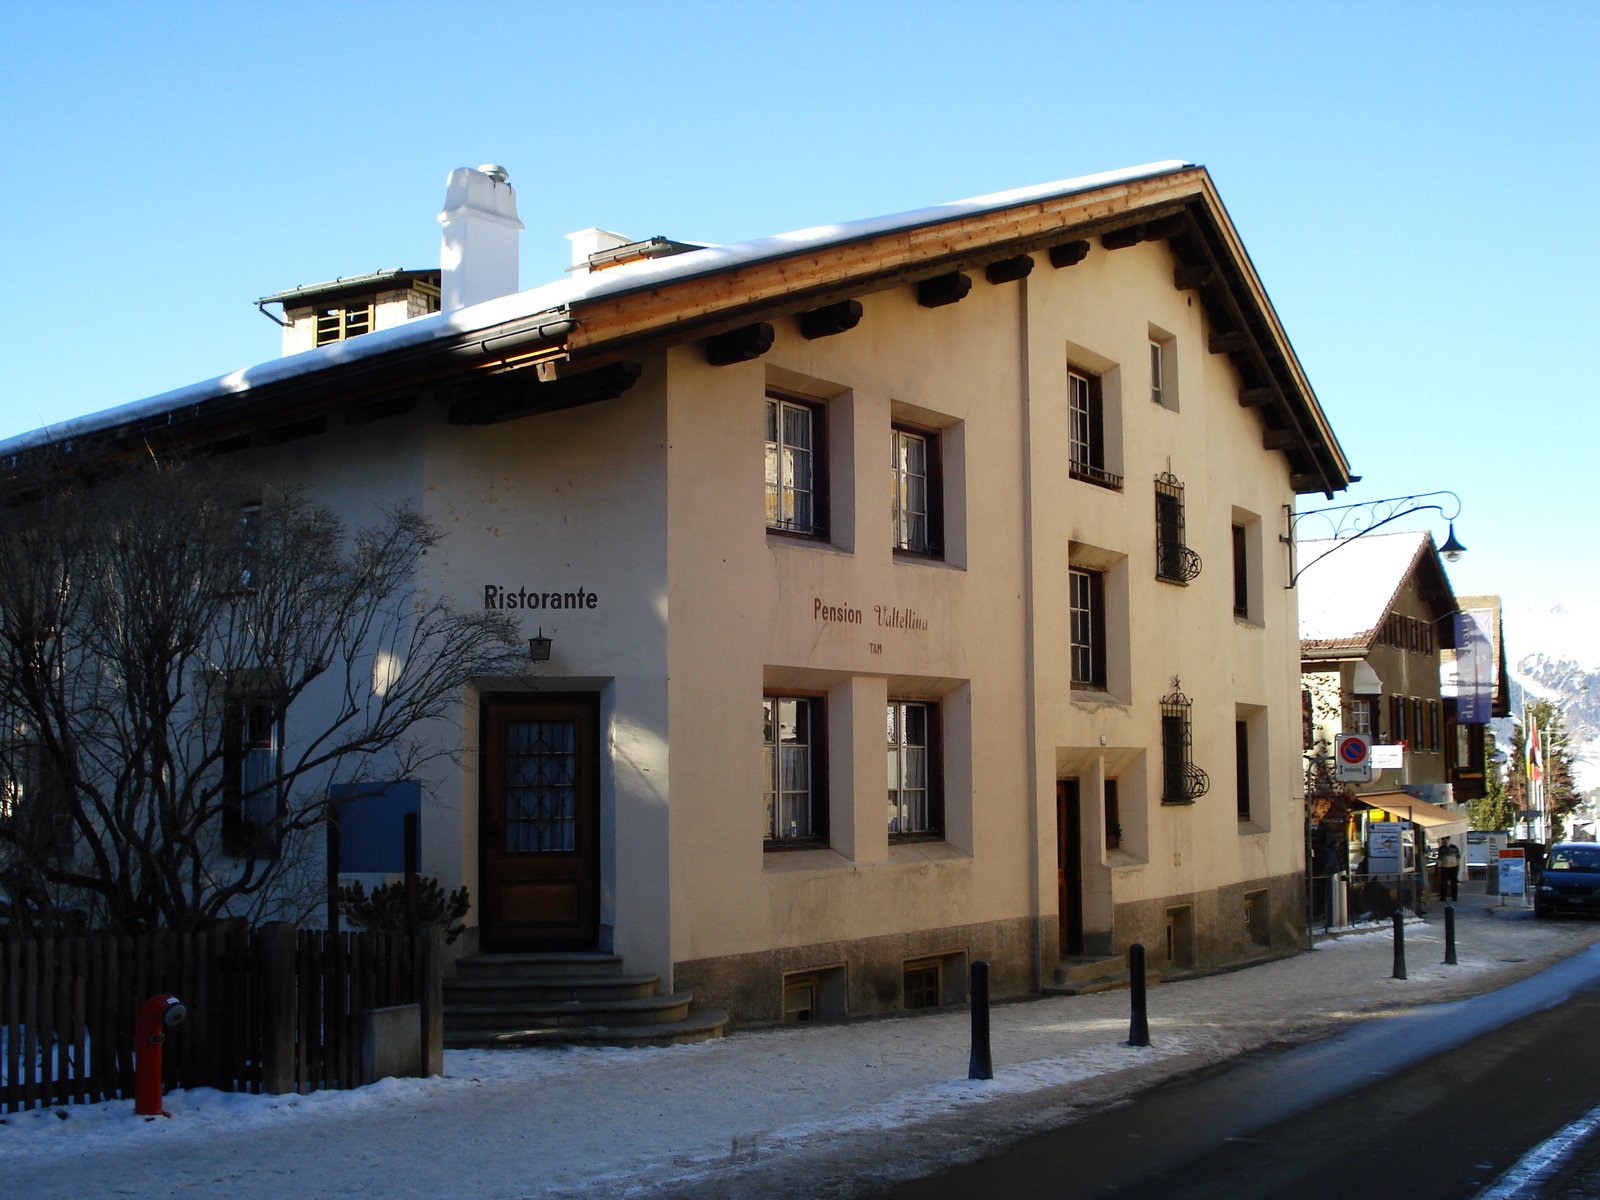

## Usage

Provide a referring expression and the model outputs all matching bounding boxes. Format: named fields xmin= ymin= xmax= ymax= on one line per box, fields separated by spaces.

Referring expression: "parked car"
xmin=1534 ymin=843 xmax=1600 ymax=918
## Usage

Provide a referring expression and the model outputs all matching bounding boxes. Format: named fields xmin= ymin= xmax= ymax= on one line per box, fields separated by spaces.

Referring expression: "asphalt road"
xmin=874 ymin=942 xmax=1600 ymax=1200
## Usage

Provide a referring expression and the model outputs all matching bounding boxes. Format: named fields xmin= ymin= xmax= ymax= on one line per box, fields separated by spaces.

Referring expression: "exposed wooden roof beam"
xmin=984 ymin=255 xmax=1035 ymax=284
xmin=798 ymin=299 xmax=863 ymax=340
xmin=705 ymin=323 xmax=775 ymax=366
xmin=917 ymin=272 xmax=972 ymax=308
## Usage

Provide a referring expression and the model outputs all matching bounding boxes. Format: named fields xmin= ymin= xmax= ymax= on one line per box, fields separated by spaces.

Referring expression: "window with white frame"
xmin=1069 ymin=567 xmax=1106 ymax=688
xmin=1150 ymin=339 xmax=1165 ymax=406
xmin=892 ymin=428 xmax=933 ymax=554
xmin=887 ymin=701 xmax=939 ymax=837
xmin=1351 ymin=696 xmax=1373 ymax=735
xmin=764 ymin=695 xmax=824 ymax=846
xmin=766 ymin=394 xmax=823 ymax=537
xmin=1068 ymin=369 xmax=1121 ymax=489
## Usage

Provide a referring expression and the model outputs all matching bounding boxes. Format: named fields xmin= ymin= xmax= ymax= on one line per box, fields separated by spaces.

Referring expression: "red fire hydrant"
xmin=134 ymin=994 xmax=187 ymax=1118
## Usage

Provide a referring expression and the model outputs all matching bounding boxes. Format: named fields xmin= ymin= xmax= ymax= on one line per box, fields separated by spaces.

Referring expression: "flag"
xmin=1527 ymin=718 xmax=1543 ymax=787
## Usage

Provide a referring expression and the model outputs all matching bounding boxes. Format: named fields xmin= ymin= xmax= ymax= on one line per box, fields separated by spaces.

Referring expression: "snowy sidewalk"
xmin=4 ymin=896 xmax=1597 ymax=1200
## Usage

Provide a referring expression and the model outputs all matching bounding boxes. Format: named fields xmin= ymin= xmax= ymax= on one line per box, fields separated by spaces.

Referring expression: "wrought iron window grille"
xmin=1160 ymin=687 xmax=1210 ymax=804
xmin=1155 ymin=473 xmax=1203 ymax=584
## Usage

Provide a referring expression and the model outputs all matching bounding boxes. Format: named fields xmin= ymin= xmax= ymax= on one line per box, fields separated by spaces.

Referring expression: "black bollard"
xmin=1127 ymin=943 xmax=1151 ymax=1047
xmin=1392 ymin=910 xmax=1408 ymax=979
xmin=968 ymin=960 xmax=993 ymax=1080
xmin=1444 ymin=905 xmax=1457 ymax=966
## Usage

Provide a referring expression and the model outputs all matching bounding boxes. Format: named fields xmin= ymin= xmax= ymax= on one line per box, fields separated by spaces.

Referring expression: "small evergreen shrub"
xmin=338 ymin=876 xmax=471 ymax=943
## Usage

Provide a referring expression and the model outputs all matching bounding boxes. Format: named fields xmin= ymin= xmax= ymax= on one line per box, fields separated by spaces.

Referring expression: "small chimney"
xmin=565 ymin=228 xmax=632 ymax=275
xmin=437 ymin=164 xmax=523 ymax=311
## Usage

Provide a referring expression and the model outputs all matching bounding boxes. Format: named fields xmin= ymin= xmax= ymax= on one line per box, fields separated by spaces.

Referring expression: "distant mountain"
xmin=1506 ymin=603 xmax=1600 ymax=791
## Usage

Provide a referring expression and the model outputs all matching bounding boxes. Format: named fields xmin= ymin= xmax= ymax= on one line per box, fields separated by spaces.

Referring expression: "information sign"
xmin=1499 ymin=848 xmax=1527 ymax=894
xmin=1371 ymin=744 xmax=1405 ymax=770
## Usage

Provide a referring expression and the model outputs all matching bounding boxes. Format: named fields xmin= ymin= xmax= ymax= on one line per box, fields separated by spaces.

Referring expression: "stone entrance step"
xmin=444 ymin=951 xmax=726 ymax=1049
xmin=1042 ymin=954 xmax=1162 ymax=997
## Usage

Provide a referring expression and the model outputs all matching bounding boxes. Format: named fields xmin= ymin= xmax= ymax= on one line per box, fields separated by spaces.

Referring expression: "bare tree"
xmin=0 ymin=458 xmax=524 ymax=932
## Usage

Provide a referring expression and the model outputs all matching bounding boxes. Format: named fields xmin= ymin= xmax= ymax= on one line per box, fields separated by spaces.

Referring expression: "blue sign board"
xmin=331 ymin=780 xmax=421 ymax=873
xmin=1454 ymin=611 xmax=1493 ymax=724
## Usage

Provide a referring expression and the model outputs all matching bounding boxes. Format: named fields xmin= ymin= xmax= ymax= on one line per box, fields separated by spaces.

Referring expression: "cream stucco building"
xmin=0 ymin=161 xmax=1352 ymax=1034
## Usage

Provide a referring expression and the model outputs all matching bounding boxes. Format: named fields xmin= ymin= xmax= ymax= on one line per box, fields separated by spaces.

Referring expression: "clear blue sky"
xmin=2 ymin=1 xmax=1595 ymax=616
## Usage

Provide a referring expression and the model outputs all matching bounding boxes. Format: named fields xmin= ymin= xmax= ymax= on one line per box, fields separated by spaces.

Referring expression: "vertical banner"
xmin=1454 ymin=610 xmax=1494 ymax=724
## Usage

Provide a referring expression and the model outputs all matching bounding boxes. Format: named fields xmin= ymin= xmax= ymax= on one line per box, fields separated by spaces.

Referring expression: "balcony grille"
xmin=1069 ymin=461 xmax=1124 ymax=490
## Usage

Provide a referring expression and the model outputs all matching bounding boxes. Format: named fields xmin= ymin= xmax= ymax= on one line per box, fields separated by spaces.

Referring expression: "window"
xmin=1149 ymin=339 xmax=1165 ymax=407
xmin=1160 ymin=689 xmax=1209 ymax=803
xmin=1104 ymin=778 xmax=1121 ymax=850
xmin=1245 ymin=890 xmax=1269 ymax=947
xmin=223 ymin=696 xmax=283 ymax=857
xmin=783 ymin=974 xmax=817 ymax=1022
xmin=314 ymin=300 xmax=374 ymax=346
xmin=1427 ymin=700 xmax=1441 ymax=751
xmin=239 ymin=501 xmax=262 ymax=592
xmin=1069 ymin=568 xmax=1106 ymax=688
xmin=1389 ymin=694 xmax=1407 ymax=745
xmin=764 ymin=695 xmax=826 ymax=847
xmin=1155 ymin=473 xmax=1201 ymax=583
xmin=1421 ymin=622 xmax=1435 ymax=656
xmin=0 ymin=730 xmax=74 ymax=862
xmin=1068 ymin=369 xmax=1121 ymax=489
xmin=887 ymin=701 xmax=940 ymax=838
xmin=1351 ymin=697 xmax=1373 ymax=735
xmin=1235 ymin=720 xmax=1252 ymax=821
xmin=765 ymin=393 xmax=825 ymax=538
xmin=891 ymin=427 xmax=942 ymax=555
xmin=1232 ymin=524 xmax=1249 ymax=618
xmin=1413 ymin=698 xmax=1425 ymax=750
xmin=903 ymin=960 xmax=943 ymax=1009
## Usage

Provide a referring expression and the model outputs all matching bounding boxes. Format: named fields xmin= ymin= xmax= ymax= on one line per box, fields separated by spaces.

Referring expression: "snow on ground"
xmin=4 ymin=885 xmax=1598 ymax=1200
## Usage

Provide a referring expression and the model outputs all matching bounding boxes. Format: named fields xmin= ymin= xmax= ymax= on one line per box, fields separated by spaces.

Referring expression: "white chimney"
xmin=564 ymin=227 xmax=633 ymax=274
xmin=437 ymin=164 xmax=523 ymax=311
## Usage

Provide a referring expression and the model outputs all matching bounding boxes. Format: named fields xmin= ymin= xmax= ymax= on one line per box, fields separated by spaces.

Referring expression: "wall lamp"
xmin=528 ymin=628 xmax=553 ymax=662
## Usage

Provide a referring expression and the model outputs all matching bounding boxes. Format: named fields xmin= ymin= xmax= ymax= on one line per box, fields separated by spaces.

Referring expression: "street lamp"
xmin=1439 ymin=523 xmax=1467 ymax=563
xmin=528 ymin=628 xmax=553 ymax=662
xmin=1284 ymin=491 xmax=1465 ymax=587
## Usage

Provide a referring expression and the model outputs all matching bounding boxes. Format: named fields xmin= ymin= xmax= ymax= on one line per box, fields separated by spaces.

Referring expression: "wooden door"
xmin=479 ymin=695 xmax=600 ymax=952
xmin=1057 ymin=780 xmax=1084 ymax=957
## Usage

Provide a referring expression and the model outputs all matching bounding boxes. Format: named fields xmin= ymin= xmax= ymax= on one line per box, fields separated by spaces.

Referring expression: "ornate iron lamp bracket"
xmin=1281 ymin=491 xmax=1462 ymax=588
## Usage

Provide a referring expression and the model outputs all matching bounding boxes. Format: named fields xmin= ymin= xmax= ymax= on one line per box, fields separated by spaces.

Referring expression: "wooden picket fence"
xmin=0 ymin=923 xmax=443 ymax=1113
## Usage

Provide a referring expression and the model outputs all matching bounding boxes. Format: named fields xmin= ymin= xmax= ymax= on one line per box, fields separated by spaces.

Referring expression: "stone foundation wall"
xmin=1111 ymin=871 xmax=1306 ymax=971
xmin=673 ymin=915 xmax=1038 ymax=1027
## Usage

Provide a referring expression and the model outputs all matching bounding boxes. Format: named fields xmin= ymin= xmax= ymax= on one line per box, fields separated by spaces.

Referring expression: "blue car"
xmin=1534 ymin=843 xmax=1600 ymax=918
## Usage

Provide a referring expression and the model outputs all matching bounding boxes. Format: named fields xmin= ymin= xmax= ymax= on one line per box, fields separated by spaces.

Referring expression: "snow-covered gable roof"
xmin=0 ymin=161 xmax=1188 ymax=459
xmin=1297 ymin=531 xmax=1440 ymax=649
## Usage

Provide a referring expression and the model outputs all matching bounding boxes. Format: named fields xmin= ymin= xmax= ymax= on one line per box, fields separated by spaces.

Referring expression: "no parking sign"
xmin=1335 ymin=732 xmax=1372 ymax=783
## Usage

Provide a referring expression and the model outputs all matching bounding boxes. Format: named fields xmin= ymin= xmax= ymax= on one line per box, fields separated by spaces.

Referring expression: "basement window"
xmin=902 ymin=960 xmax=943 ymax=1009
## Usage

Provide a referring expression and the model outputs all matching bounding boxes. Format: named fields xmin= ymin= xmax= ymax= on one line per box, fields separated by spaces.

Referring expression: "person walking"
xmin=1437 ymin=836 xmax=1462 ymax=902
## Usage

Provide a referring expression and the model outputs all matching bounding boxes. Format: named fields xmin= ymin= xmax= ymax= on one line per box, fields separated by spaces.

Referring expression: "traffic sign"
xmin=1335 ymin=732 xmax=1372 ymax=783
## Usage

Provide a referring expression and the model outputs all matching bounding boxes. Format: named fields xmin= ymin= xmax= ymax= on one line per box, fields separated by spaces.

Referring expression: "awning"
xmin=1356 ymin=792 xmax=1469 ymax=835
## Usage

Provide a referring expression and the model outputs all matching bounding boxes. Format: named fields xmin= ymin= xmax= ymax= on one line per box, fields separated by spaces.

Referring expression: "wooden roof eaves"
xmin=552 ymin=168 xmax=1351 ymax=493
xmin=1189 ymin=176 xmax=1349 ymax=484
xmin=556 ymin=168 xmax=1211 ymax=363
